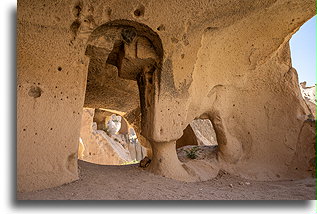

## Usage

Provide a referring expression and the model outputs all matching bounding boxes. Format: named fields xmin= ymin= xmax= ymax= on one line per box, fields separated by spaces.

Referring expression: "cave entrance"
xmin=290 ymin=16 xmax=316 ymax=86
xmin=78 ymin=107 xmax=146 ymax=165
xmin=79 ymin=20 xmax=163 ymax=166
xmin=176 ymin=119 xmax=218 ymax=161
xmin=289 ymin=15 xmax=316 ymax=118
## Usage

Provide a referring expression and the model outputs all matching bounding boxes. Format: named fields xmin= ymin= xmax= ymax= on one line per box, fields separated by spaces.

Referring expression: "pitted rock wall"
xmin=17 ymin=0 xmax=315 ymax=191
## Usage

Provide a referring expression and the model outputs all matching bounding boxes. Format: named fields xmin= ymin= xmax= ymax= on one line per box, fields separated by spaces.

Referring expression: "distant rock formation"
xmin=176 ymin=119 xmax=217 ymax=148
xmin=190 ymin=119 xmax=217 ymax=146
xmin=300 ymin=82 xmax=316 ymax=118
xmin=78 ymin=108 xmax=146 ymax=165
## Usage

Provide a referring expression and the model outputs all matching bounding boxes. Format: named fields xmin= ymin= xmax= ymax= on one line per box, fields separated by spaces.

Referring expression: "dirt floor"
xmin=17 ymin=160 xmax=316 ymax=200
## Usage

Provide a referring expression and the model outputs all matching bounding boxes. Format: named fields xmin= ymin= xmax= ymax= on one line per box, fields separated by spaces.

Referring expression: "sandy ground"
xmin=17 ymin=160 xmax=316 ymax=200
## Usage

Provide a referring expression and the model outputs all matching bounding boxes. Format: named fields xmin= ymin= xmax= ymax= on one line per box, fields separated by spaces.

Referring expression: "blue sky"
xmin=290 ymin=16 xmax=316 ymax=86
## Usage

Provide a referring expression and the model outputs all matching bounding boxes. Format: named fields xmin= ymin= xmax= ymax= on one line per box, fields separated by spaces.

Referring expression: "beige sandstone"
xmin=300 ymin=82 xmax=316 ymax=118
xmin=17 ymin=0 xmax=316 ymax=192
xmin=176 ymin=124 xmax=198 ymax=149
xmin=78 ymin=107 xmax=146 ymax=165
xmin=176 ymin=119 xmax=217 ymax=148
xmin=190 ymin=119 xmax=217 ymax=146
xmin=79 ymin=108 xmax=132 ymax=165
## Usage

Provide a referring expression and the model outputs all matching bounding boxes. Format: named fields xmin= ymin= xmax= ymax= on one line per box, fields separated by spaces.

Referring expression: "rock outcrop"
xmin=190 ymin=119 xmax=217 ymax=146
xmin=300 ymin=82 xmax=316 ymax=118
xmin=176 ymin=119 xmax=217 ymax=148
xmin=17 ymin=0 xmax=316 ymax=192
xmin=78 ymin=108 xmax=146 ymax=165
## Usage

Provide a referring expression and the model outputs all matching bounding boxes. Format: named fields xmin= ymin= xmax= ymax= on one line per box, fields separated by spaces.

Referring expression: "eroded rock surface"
xmin=176 ymin=119 xmax=217 ymax=148
xmin=78 ymin=108 xmax=146 ymax=165
xmin=190 ymin=119 xmax=217 ymax=146
xmin=300 ymin=82 xmax=316 ymax=118
xmin=17 ymin=0 xmax=316 ymax=192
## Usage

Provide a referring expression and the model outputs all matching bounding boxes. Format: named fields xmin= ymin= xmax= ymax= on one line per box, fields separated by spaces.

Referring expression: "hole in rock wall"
xmin=133 ymin=5 xmax=145 ymax=18
xmin=79 ymin=20 xmax=163 ymax=166
xmin=290 ymin=16 xmax=316 ymax=86
xmin=78 ymin=108 xmax=146 ymax=165
xmin=28 ymin=86 xmax=42 ymax=98
xmin=176 ymin=119 xmax=218 ymax=161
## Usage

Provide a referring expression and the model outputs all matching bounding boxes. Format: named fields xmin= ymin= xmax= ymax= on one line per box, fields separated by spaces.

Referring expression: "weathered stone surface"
xmin=176 ymin=125 xmax=198 ymax=149
xmin=300 ymin=82 xmax=316 ymax=103
xmin=78 ymin=108 xmax=146 ymax=165
xmin=80 ymin=128 xmax=133 ymax=165
xmin=176 ymin=119 xmax=217 ymax=148
xmin=300 ymin=82 xmax=316 ymax=118
xmin=106 ymin=114 xmax=122 ymax=135
xmin=190 ymin=119 xmax=217 ymax=146
xmin=17 ymin=0 xmax=316 ymax=192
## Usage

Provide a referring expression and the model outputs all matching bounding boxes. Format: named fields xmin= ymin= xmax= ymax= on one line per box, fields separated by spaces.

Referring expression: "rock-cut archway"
xmin=83 ymin=20 xmax=164 ymax=161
